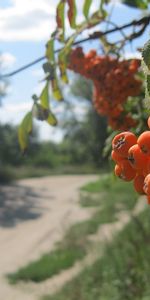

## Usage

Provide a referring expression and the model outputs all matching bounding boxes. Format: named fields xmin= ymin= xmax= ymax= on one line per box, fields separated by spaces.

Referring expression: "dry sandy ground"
xmin=0 ymin=175 xmax=98 ymax=300
xmin=0 ymin=175 xmax=146 ymax=300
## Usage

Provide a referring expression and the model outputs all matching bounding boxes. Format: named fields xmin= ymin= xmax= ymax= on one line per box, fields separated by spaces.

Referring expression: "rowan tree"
xmin=2 ymin=0 xmax=150 ymax=200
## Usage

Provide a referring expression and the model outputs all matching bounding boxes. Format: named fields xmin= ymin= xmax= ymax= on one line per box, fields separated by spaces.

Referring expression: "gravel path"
xmin=0 ymin=175 xmax=98 ymax=300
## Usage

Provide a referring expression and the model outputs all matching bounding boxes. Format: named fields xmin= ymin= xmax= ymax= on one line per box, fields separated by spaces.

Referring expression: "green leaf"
xmin=121 ymin=0 xmax=148 ymax=9
xmin=52 ymin=77 xmax=63 ymax=101
xmin=46 ymin=112 xmax=57 ymax=126
xmin=58 ymin=50 xmax=69 ymax=83
xmin=83 ymin=0 xmax=92 ymax=19
xmin=18 ymin=112 xmax=32 ymax=152
xmin=40 ymin=83 xmax=49 ymax=109
xmin=56 ymin=0 xmax=65 ymax=42
xmin=32 ymin=94 xmax=39 ymax=102
xmin=87 ymin=10 xmax=106 ymax=27
xmin=45 ymin=38 xmax=55 ymax=62
xmin=67 ymin=0 xmax=77 ymax=29
xmin=147 ymin=75 xmax=150 ymax=96
xmin=32 ymin=102 xmax=57 ymax=126
xmin=142 ymin=40 xmax=150 ymax=70
xmin=43 ymin=62 xmax=54 ymax=74
xmin=99 ymin=0 xmax=107 ymax=16
xmin=32 ymin=103 xmax=49 ymax=121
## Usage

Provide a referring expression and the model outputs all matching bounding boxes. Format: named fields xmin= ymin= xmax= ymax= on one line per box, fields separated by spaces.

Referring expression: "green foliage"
xmin=121 ymin=0 xmax=148 ymax=9
xmin=83 ymin=0 xmax=92 ymax=19
xmin=64 ymin=112 xmax=108 ymax=167
xmin=18 ymin=0 xmax=110 ymax=151
xmin=8 ymin=243 xmax=86 ymax=283
xmin=45 ymin=39 xmax=55 ymax=62
xmin=65 ymin=74 xmax=108 ymax=167
xmin=51 ymin=76 xmax=63 ymax=101
xmin=56 ymin=0 xmax=65 ymax=42
xmin=81 ymin=173 xmax=138 ymax=211
xmin=41 ymin=197 xmax=149 ymax=300
xmin=40 ymin=83 xmax=49 ymax=109
xmin=13 ymin=0 xmax=150 ymax=149
xmin=46 ymin=112 xmax=57 ymax=126
xmin=67 ymin=0 xmax=77 ymax=29
xmin=142 ymin=40 xmax=150 ymax=70
xmin=70 ymin=74 xmax=93 ymax=100
xmin=146 ymin=74 xmax=150 ymax=96
xmin=0 ymin=120 xmax=104 ymax=183
xmin=42 ymin=208 xmax=150 ymax=300
xmin=58 ymin=49 xmax=69 ymax=83
xmin=18 ymin=112 xmax=32 ymax=152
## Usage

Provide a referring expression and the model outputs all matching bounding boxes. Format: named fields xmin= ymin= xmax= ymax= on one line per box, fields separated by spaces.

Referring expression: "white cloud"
xmin=0 ymin=0 xmax=110 ymax=42
xmin=0 ymin=102 xmax=32 ymax=124
xmin=0 ymin=52 xmax=16 ymax=68
xmin=122 ymin=51 xmax=142 ymax=59
xmin=0 ymin=0 xmax=58 ymax=41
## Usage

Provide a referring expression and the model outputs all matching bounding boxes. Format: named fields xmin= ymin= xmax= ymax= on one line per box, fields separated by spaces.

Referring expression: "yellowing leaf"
xmin=83 ymin=0 xmax=92 ymax=19
xmin=58 ymin=50 xmax=69 ymax=83
xmin=67 ymin=0 xmax=77 ymax=29
xmin=32 ymin=103 xmax=49 ymax=121
xmin=40 ymin=83 xmax=49 ymax=109
xmin=45 ymin=39 xmax=55 ymax=62
xmin=18 ymin=112 xmax=32 ymax=152
xmin=46 ymin=112 xmax=57 ymax=126
xmin=52 ymin=78 xmax=63 ymax=101
xmin=56 ymin=0 xmax=65 ymax=41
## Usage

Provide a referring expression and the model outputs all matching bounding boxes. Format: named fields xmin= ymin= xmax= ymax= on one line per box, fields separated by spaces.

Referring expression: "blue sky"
xmin=0 ymin=0 xmax=149 ymax=141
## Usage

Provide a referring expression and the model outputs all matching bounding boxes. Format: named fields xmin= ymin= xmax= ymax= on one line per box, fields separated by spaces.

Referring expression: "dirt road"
xmin=0 ymin=175 xmax=98 ymax=300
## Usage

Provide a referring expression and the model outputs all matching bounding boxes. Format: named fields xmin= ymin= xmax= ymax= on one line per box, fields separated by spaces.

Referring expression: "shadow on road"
xmin=0 ymin=183 xmax=43 ymax=227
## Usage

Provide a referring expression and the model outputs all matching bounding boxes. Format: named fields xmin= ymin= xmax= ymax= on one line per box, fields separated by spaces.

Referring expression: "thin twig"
xmin=1 ymin=14 xmax=150 ymax=78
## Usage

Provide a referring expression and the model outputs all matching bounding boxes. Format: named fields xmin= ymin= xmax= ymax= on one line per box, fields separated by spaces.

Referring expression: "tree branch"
xmin=1 ymin=14 xmax=150 ymax=78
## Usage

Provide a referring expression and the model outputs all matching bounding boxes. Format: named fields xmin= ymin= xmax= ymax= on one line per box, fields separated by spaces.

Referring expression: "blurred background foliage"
xmin=0 ymin=74 xmax=109 ymax=183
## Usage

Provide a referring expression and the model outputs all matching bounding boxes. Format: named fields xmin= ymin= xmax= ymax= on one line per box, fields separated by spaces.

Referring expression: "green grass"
xmin=80 ymin=174 xmax=111 ymax=194
xmin=8 ymin=242 xmax=86 ymax=284
xmin=7 ymin=207 xmax=116 ymax=284
xmin=66 ymin=209 xmax=117 ymax=240
xmin=80 ymin=174 xmax=138 ymax=211
xmin=42 ymin=208 xmax=150 ymax=300
xmin=4 ymin=165 xmax=101 ymax=181
xmin=7 ymin=173 xmax=139 ymax=284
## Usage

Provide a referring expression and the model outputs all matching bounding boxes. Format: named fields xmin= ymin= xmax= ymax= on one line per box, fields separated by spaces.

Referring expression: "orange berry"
xmin=111 ymin=150 xmax=123 ymax=163
xmin=133 ymin=175 xmax=145 ymax=194
xmin=114 ymin=160 xmax=136 ymax=181
xmin=143 ymin=174 xmax=150 ymax=195
xmin=137 ymin=131 xmax=150 ymax=154
xmin=142 ymin=158 xmax=150 ymax=176
xmin=112 ymin=132 xmax=137 ymax=158
xmin=146 ymin=195 xmax=150 ymax=205
xmin=147 ymin=116 xmax=150 ymax=129
xmin=128 ymin=144 xmax=148 ymax=170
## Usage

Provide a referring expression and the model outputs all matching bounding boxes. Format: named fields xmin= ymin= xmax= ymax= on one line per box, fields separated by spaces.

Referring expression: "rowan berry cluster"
xmin=68 ymin=47 xmax=142 ymax=130
xmin=112 ymin=117 xmax=150 ymax=204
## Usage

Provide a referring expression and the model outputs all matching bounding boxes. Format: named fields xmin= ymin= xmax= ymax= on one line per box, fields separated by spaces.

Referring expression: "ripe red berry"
xmin=133 ymin=175 xmax=145 ymax=194
xmin=112 ymin=132 xmax=137 ymax=158
xmin=137 ymin=131 xmax=150 ymax=154
xmin=114 ymin=160 xmax=136 ymax=181
xmin=143 ymin=174 xmax=150 ymax=195
xmin=128 ymin=144 xmax=148 ymax=170
xmin=111 ymin=150 xmax=123 ymax=163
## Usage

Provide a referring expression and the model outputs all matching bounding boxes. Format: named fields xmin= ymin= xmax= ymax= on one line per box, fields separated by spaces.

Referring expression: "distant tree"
xmin=62 ymin=74 xmax=108 ymax=167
